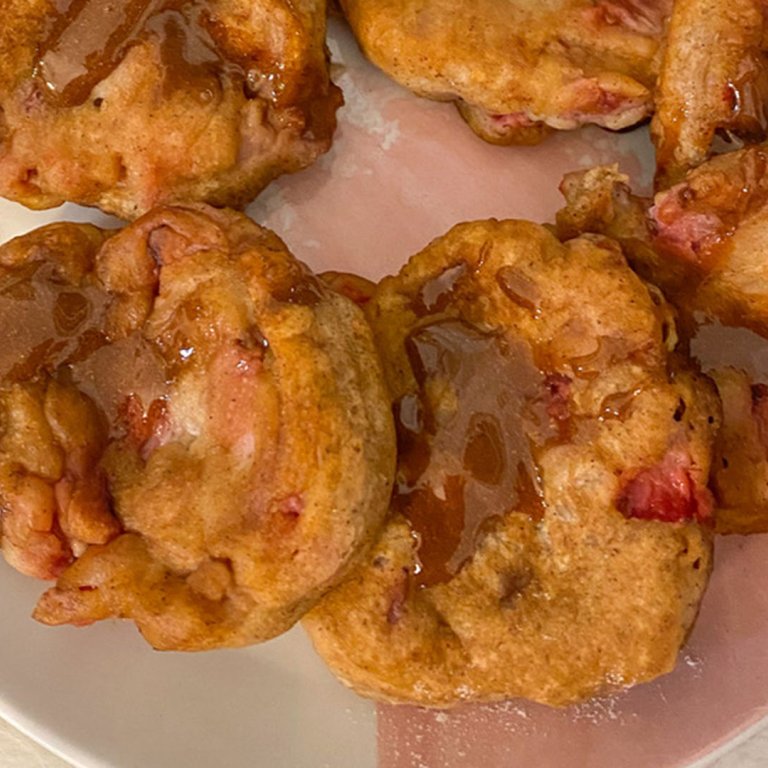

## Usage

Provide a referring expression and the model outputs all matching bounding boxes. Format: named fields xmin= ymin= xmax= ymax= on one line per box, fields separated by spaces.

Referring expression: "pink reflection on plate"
xmin=378 ymin=535 xmax=768 ymax=768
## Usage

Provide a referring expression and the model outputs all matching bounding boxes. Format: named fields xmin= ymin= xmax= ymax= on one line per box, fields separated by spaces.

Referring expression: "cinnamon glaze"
xmin=496 ymin=265 xmax=542 ymax=316
xmin=35 ymin=0 xmax=246 ymax=107
xmin=599 ymin=387 xmax=643 ymax=421
xmin=411 ymin=262 xmax=468 ymax=316
xmin=393 ymin=319 xmax=553 ymax=589
xmin=272 ymin=270 xmax=324 ymax=307
xmin=0 ymin=261 xmax=108 ymax=381
xmin=0 ymin=258 xmax=166 ymax=431
xmin=725 ymin=54 xmax=768 ymax=140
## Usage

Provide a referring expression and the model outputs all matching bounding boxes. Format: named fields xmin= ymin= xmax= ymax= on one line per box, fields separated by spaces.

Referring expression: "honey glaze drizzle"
xmin=393 ymin=318 xmax=555 ymax=589
xmin=35 ymin=0 xmax=244 ymax=107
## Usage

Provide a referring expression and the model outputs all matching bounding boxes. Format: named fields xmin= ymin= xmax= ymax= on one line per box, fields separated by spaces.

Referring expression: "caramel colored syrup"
xmin=35 ymin=0 xmax=246 ymax=107
xmin=271 ymin=271 xmax=324 ymax=307
xmin=724 ymin=53 xmax=768 ymax=141
xmin=0 ymin=258 xmax=166 ymax=434
xmin=0 ymin=261 xmax=109 ymax=381
xmin=496 ymin=265 xmax=542 ymax=317
xmin=411 ymin=262 xmax=468 ymax=316
xmin=392 ymin=318 xmax=553 ymax=589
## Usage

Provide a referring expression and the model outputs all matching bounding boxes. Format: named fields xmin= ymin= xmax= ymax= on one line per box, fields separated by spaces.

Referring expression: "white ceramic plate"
xmin=1 ymin=19 xmax=767 ymax=768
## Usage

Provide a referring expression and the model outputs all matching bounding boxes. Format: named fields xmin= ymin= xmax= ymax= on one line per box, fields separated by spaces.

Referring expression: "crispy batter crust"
xmin=0 ymin=205 xmax=395 ymax=650
xmin=0 ymin=0 xmax=342 ymax=219
xmin=651 ymin=0 xmax=768 ymax=186
xmin=304 ymin=220 xmax=718 ymax=707
xmin=341 ymin=0 xmax=669 ymax=143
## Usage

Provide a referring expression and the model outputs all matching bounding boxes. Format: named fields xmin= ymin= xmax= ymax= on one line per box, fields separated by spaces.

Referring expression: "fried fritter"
xmin=0 ymin=204 xmax=395 ymax=650
xmin=651 ymin=0 xmax=768 ymax=186
xmin=304 ymin=220 xmax=718 ymax=707
xmin=339 ymin=0 xmax=669 ymax=144
xmin=649 ymin=147 xmax=768 ymax=333
xmin=557 ymin=163 xmax=768 ymax=535
xmin=0 ymin=223 xmax=120 ymax=579
xmin=0 ymin=0 xmax=342 ymax=219
xmin=557 ymin=154 xmax=768 ymax=336
xmin=557 ymin=164 xmax=685 ymax=294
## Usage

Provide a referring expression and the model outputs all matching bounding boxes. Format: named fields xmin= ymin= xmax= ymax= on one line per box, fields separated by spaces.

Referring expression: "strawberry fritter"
xmin=304 ymin=220 xmax=718 ymax=707
xmin=340 ymin=0 xmax=669 ymax=144
xmin=557 ymin=155 xmax=768 ymax=335
xmin=0 ymin=205 xmax=394 ymax=650
xmin=0 ymin=0 xmax=342 ymax=219
xmin=557 ymin=163 xmax=768 ymax=535
xmin=0 ymin=379 xmax=119 ymax=580
xmin=651 ymin=0 xmax=768 ymax=186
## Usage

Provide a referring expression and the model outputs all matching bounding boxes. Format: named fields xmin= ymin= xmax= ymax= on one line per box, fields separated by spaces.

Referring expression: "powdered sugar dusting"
xmin=327 ymin=25 xmax=401 ymax=150
xmin=336 ymin=74 xmax=402 ymax=151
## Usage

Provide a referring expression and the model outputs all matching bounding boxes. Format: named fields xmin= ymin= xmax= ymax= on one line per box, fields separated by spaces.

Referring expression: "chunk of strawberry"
xmin=617 ymin=449 xmax=712 ymax=523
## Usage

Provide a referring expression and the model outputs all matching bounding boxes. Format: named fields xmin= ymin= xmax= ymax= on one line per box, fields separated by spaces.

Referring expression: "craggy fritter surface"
xmin=340 ymin=0 xmax=669 ymax=144
xmin=651 ymin=0 xmax=768 ymax=187
xmin=558 ymin=157 xmax=768 ymax=336
xmin=0 ymin=204 xmax=395 ymax=650
xmin=304 ymin=220 xmax=718 ymax=707
xmin=557 ymin=163 xmax=768 ymax=535
xmin=0 ymin=0 xmax=342 ymax=219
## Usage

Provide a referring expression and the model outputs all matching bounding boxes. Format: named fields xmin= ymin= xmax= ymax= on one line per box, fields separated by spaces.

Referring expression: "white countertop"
xmin=2 ymin=712 xmax=766 ymax=767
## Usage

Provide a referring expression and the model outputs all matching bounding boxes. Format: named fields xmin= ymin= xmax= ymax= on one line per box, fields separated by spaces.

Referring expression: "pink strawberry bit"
xmin=582 ymin=0 xmax=671 ymax=36
xmin=278 ymin=494 xmax=304 ymax=520
xmin=649 ymin=188 xmax=724 ymax=265
xmin=616 ymin=448 xmax=712 ymax=523
xmin=118 ymin=394 xmax=170 ymax=460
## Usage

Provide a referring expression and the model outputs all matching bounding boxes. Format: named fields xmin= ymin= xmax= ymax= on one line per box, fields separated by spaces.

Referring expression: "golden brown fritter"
xmin=0 ymin=222 xmax=120 ymax=579
xmin=651 ymin=0 xmax=768 ymax=187
xmin=557 ymin=163 xmax=768 ymax=535
xmin=0 ymin=0 xmax=342 ymax=219
xmin=649 ymin=147 xmax=768 ymax=334
xmin=557 ymin=154 xmax=768 ymax=336
xmin=556 ymin=164 xmax=687 ymax=297
xmin=304 ymin=220 xmax=719 ymax=707
xmin=340 ymin=0 xmax=669 ymax=144
xmin=0 ymin=204 xmax=395 ymax=650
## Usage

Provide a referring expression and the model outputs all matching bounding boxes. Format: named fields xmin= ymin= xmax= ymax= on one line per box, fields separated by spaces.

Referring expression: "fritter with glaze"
xmin=0 ymin=0 xmax=342 ymax=219
xmin=0 ymin=204 xmax=395 ymax=650
xmin=557 ymin=156 xmax=768 ymax=337
xmin=304 ymin=220 xmax=719 ymax=707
